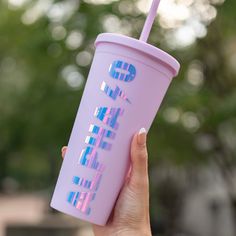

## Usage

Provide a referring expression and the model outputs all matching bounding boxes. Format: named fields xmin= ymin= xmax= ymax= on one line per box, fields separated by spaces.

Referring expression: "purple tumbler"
xmin=50 ymin=0 xmax=180 ymax=225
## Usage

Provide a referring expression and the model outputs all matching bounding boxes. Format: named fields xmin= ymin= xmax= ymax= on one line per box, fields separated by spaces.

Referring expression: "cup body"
xmin=50 ymin=33 xmax=180 ymax=225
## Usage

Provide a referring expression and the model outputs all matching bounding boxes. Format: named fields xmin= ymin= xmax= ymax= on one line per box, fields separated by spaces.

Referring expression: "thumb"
xmin=61 ymin=146 xmax=67 ymax=159
xmin=128 ymin=128 xmax=149 ymax=191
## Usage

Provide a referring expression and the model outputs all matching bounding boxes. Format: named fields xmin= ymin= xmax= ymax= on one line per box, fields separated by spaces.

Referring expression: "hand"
xmin=61 ymin=128 xmax=152 ymax=236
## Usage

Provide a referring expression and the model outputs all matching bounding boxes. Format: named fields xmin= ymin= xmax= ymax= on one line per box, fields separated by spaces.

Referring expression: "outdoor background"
xmin=0 ymin=0 xmax=236 ymax=235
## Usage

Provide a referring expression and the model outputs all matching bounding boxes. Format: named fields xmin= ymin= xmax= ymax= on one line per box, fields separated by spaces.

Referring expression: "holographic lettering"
xmin=72 ymin=172 xmax=102 ymax=191
xmin=79 ymin=123 xmax=116 ymax=169
xmin=79 ymin=146 xmax=104 ymax=171
xmin=85 ymin=124 xmax=116 ymax=151
xmin=67 ymin=191 xmax=96 ymax=215
xmin=67 ymin=58 xmax=134 ymax=215
xmin=89 ymin=124 xmax=116 ymax=139
xmin=100 ymin=81 xmax=131 ymax=104
xmin=94 ymin=107 xmax=124 ymax=130
xmin=109 ymin=60 xmax=136 ymax=82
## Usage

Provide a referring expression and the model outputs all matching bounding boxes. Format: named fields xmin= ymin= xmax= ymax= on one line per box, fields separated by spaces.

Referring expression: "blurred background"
xmin=0 ymin=0 xmax=236 ymax=235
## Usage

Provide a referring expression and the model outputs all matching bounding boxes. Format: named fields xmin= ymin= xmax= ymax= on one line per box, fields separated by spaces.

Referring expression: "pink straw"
xmin=139 ymin=0 xmax=161 ymax=42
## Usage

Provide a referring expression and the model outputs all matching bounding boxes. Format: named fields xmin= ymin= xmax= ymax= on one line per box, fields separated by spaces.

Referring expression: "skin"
xmin=61 ymin=129 xmax=152 ymax=236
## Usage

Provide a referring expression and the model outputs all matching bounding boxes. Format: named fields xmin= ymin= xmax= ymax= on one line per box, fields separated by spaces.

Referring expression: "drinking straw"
xmin=139 ymin=0 xmax=161 ymax=42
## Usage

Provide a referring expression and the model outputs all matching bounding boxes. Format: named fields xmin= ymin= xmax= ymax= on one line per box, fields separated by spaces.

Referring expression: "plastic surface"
xmin=50 ymin=33 xmax=180 ymax=225
xmin=95 ymin=33 xmax=180 ymax=76
xmin=139 ymin=0 xmax=161 ymax=42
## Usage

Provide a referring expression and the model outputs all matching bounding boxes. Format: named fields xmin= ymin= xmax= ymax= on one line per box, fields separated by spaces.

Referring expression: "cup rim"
xmin=95 ymin=33 xmax=180 ymax=77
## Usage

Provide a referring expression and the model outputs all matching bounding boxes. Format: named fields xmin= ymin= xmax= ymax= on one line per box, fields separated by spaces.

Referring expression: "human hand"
xmin=61 ymin=128 xmax=151 ymax=236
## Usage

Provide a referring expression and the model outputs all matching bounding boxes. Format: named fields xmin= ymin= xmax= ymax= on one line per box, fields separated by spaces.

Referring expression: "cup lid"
xmin=95 ymin=33 xmax=180 ymax=77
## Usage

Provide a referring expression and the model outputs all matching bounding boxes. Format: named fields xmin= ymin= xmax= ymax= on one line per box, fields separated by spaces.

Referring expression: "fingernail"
xmin=137 ymin=127 xmax=147 ymax=146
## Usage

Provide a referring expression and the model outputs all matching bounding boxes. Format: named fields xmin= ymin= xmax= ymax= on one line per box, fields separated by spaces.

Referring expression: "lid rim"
xmin=95 ymin=33 xmax=180 ymax=77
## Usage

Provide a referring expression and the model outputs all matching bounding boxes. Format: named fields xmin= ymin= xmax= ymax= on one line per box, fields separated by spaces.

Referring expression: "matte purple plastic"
xmin=140 ymin=0 xmax=161 ymax=42
xmin=50 ymin=33 xmax=180 ymax=225
xmin=96 ymin=33 xmax=180 ymax=76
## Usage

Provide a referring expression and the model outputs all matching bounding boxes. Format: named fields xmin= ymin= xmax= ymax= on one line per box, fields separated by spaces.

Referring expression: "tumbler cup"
xmin=50 ymin=32 xmax=180 ymax=225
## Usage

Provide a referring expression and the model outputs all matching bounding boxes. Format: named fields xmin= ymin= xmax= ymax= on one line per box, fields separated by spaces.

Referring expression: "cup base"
xmin=50 ymin=201 xmax=107 ymax=226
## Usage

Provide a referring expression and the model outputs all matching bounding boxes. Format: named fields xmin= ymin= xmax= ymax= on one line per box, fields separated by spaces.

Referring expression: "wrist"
xmin=119 ymin=232 xmax=151 ymax=236
xmin=114 ymin=229 xmax=152 ymax=236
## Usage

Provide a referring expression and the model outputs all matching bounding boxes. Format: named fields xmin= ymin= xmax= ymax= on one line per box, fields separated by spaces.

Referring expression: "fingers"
xmin=128 ymin=128 xmax=149 ymax=191
xmin=60 ymin=127 xmax=149 ymax=190
xmin=61 ymin=146 xmax=67 ymax=159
